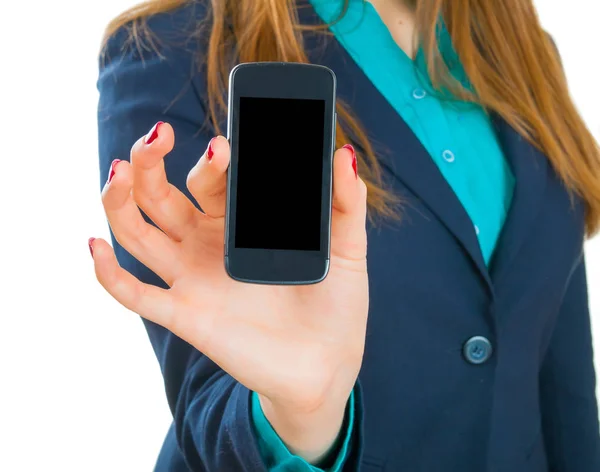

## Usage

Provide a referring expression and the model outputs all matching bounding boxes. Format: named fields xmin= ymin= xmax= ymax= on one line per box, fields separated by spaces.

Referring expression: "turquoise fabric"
xmin=312 ymin=0 xmax=515 ymax=265
xmin=251 ymin=1 xmax=515 ymax=470
xmin=251 ymin=391 xmax=355 ymax=471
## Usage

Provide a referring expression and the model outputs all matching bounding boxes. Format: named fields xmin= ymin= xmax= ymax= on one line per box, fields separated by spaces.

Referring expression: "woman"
xmin=93 ymin=0 xmax=600 ymax=470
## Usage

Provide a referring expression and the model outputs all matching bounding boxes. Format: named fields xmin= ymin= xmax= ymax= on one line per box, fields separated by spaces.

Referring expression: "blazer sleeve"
xmin=539 ymin=254 xmax=600 ymax=471
xmin=96 ymin=7 xmax=363 ymax=471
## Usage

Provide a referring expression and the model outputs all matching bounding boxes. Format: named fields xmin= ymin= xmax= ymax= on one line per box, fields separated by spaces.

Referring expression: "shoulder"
xmin=98 ymin=1 xmax=211 ymax=83
xmin=96 ymin=2 xmax=216 ymax=178
xmin=96 ymin=1 xmax=215 ymax=133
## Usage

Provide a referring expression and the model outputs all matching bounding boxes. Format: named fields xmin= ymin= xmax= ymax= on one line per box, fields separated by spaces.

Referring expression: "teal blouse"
xmin=251 ymin=0 xmax=515 ymax=470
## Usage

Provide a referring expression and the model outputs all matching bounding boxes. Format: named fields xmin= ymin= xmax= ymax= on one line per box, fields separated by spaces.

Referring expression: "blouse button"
xmin=474 ymin=225 xmax=480 ymax=236
xmin=442 ymin=150 xmax=455 ymax=163
xmin=412 ymin=88 xmax=427 ymax=100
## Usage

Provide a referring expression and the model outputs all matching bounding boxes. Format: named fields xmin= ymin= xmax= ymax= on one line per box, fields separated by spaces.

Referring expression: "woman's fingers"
xmin=102 ymin=159 xmax=184 ymax=286
xmin=186 ymin=136 xmax=230 ymax=218
xmin=130 ymin=122 xmax=201 ymax=242
xmin=330 ymin=145 xmax=368 ymax=261
xmin=90 ymin=237 xmax=177 ymax=328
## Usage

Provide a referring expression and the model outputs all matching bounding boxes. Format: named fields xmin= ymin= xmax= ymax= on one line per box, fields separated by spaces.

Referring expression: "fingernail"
xmin=107 ymin=159 xmax=121 ymax=184
xmin=207 ymin=137 xmax=216 ymax=161
xmin=343 ymin=144 xmax=357 ymax=178
xmin=88 ymin=237 xmax=96 ymax=257
xmin=145 ymin=121 xmax=164 ymax=145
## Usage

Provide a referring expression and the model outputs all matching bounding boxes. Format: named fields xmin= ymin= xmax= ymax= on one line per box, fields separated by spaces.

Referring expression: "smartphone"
xmin=224 ymin=62 xmax=337 ymax=285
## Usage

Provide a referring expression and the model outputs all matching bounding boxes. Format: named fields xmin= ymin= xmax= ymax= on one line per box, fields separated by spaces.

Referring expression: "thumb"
xmin=330 ymin=144 xmax=368 ymax=261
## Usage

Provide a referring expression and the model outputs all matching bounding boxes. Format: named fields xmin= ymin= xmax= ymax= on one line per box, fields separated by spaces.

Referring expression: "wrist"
xmin=258 ymin=393 xmax=349 ymax=464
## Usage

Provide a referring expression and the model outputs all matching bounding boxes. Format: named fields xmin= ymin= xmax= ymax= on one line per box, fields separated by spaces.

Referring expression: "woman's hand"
xmin=90 ymin=122 xmax=369 ymax=462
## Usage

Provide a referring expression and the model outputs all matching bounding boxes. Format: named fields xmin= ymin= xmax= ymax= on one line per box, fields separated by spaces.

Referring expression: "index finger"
xmin=130 ymin=121 xmax=201 ymax=242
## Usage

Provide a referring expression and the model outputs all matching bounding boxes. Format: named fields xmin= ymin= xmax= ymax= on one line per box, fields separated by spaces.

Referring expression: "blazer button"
xmin=463 ymin=336 xmax=493 ymax=365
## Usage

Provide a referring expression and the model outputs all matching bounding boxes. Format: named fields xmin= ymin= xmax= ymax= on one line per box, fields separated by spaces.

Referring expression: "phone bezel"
xmin=224 ymin=62 xmax=337 ymax=285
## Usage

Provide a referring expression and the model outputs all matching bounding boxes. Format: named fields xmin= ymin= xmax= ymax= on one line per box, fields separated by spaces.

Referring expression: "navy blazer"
xmin=97 ymin=2 xmax=600 ymax=471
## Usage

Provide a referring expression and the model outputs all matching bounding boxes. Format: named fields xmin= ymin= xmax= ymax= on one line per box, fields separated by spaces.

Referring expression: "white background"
xmin=0 ymin=1 xmax=598 ymax=471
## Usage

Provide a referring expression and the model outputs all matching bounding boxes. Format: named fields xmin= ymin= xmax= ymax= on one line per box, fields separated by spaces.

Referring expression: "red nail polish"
xmin=207 ymin=137 xmax=216 ymax=161
xmin=145 ymin=121 xmax=164 ymax=144
xmin=343 ymin=144 xmax=357 ymax=178
xmin=107 ymin=159 xmax=121 ymax=184
xmin=88 ymin=237 xmax=96 ymax=257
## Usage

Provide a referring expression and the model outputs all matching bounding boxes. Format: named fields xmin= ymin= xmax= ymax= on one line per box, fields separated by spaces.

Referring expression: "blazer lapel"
xmin=489 ymin=116 xmax=549 ymax=283
xmin=299 ymin=4 xmax=493 ymax=293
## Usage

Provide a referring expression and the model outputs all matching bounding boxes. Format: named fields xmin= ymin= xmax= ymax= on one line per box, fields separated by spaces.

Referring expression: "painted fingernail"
xmin=343 ymin=144 xmax=357 ymax=178
xmin=88 ymin=237 xmax=96 ymax=257
xmin=207 ymin=137 xmax=216 ymax=161
xmin=107 ymin=159 xmax=121 ymax=184
xmin=145 ymin=121 xmax=164 ymax=145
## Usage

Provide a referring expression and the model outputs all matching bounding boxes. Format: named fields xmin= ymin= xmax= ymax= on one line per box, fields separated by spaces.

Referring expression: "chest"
xmin=301 ymin=16 xmax=585 ymax=328
xmin=310 ymin=0 xmax=515 ymax=265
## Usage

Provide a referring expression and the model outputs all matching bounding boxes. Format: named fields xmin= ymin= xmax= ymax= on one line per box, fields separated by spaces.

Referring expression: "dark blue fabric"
xmin=96 ymin=2 xmax=600 ymax=471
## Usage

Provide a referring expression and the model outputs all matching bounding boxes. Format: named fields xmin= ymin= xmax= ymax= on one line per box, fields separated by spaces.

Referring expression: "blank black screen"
xmin=235 ymin=97 xmax=325 ymax=251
